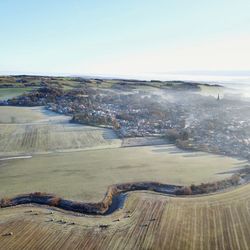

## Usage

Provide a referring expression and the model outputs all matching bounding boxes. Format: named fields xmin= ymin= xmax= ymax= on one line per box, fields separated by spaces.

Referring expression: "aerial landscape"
xmin=1 ymin=1 xmax=250 ymax=250
xmin=1 ymin=75 xmax=250 ymax=249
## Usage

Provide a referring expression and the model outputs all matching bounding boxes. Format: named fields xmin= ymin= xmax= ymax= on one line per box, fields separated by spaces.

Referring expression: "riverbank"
xmin=1 ymin=172 xmax=249 ymax=215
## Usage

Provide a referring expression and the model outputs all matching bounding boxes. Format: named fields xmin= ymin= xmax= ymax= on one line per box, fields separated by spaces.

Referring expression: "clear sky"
xmin=0 ymin=0 xmax=250 ymax=76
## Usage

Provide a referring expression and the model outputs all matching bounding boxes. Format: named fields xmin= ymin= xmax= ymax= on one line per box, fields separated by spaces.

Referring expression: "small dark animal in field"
xmin=149 ymin=218 xmax=156 ymax=221
xmin=99 ymin=224 xmax=109 ymax=229
xmin=24 ymin=210 xmax=33 ymax=213
xmin=2 ymin=232 xmax=13 ymax=236
xmin=57 ymin=219 xmax=67 ymax=224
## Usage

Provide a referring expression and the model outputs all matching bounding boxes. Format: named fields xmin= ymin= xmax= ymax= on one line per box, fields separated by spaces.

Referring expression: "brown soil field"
xmin=1 ymin=183 xmax=250 ymax=250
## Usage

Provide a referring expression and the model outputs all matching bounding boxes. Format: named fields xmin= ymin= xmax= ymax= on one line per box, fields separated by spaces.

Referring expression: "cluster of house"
xmin=44 ymin=89 xmax=185 ymax=137
xmin=2 ymin=84 xmax=250 ymax=161
xmin=183 ymin=101 xmax=250 ymax=160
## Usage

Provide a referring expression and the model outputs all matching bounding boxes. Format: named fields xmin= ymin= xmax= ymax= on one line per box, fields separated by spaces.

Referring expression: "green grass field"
xmin=0 ymin=87 xmax=34 ymax=101
xmin=0 ymin=145 xmax=245 ymax=202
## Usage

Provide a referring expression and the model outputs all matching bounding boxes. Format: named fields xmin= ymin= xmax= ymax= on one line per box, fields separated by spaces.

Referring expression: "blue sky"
xmin=0 ymin=0 xmax=250 ymax=76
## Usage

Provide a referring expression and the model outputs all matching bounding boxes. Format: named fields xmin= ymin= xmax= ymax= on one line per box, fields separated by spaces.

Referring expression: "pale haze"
xmin=0 ymin=0 xmax=250 ymax=76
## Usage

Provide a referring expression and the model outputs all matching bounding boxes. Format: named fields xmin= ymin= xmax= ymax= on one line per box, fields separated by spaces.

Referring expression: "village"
xmin=1 ymin=83 xmax=250 ymax=160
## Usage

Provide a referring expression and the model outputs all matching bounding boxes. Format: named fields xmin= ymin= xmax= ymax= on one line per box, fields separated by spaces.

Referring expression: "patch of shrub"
xmin=175 ymin=186 xmax=192 ymax=195
xmin=0 ymin=197 xmax=11 ymax=207
xmin=31 ymin=192 xmax=44 ymax=196
xmin=230 ymin=174 xmax=240 ymax=185
xmin=49 ymin=197 xmax=61 ymax=206
xmin=190 ymin=174 xmax=241 ymax=194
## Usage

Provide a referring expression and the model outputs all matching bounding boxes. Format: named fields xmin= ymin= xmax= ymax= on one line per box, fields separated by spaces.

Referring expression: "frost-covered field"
xmin=0 ymin=106 xmax=121 ymax=155
xmin=0 ymin=145 xmax=245 ymax=202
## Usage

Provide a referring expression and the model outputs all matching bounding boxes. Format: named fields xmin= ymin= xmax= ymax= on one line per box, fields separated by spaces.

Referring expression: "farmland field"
xmin=0 ymin=87 xmax=33 ymax=101
xmin=0 ymin=106 xmax=53 ymax=124
xmin=0 ymin=106 xmax=121 ymax=156
xmin=0 ymin=87 xmax=250 ymax=250
xmin=0 ymin=145 xmax=245 ymax=202
xmin=1 ymin=183 xmax=250 ymax=249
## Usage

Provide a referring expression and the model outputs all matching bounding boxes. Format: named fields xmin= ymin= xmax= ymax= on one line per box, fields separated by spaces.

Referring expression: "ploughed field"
xmin=0 ymin=106 xmax=121 ymax=156
xmin=1 ymin=184 xmax=250 ymax=249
